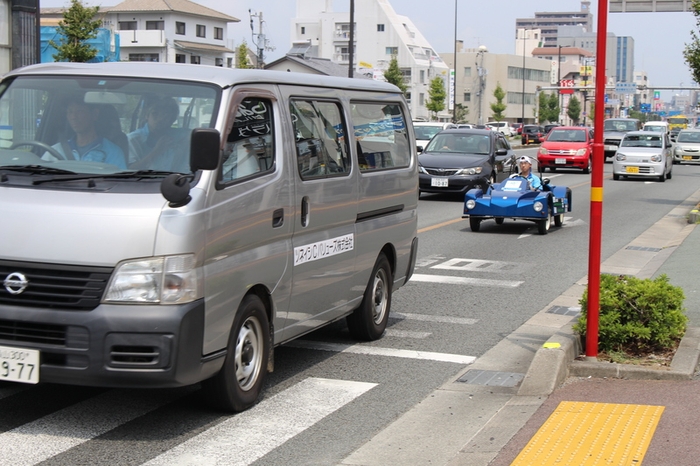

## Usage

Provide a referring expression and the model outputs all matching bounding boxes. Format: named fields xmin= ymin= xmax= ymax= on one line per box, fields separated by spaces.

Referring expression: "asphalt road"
xmin=1 ymin=156 xmax=699 ymax=466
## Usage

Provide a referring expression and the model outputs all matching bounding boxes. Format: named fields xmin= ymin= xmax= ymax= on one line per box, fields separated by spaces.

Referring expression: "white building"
xmin=292 ymin=0 xmax=450 ymax=120
xmin=103 ymin=0 xmax=239 ymax=67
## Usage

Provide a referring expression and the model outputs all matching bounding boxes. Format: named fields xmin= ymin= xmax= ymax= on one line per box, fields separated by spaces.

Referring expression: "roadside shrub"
xmin=573 ymin=274 xmax=687 ymax=354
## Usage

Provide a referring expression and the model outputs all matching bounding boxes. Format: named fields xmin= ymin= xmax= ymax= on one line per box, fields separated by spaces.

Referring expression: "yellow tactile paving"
xmin=511 ymin=401 xmax=665 ymax=466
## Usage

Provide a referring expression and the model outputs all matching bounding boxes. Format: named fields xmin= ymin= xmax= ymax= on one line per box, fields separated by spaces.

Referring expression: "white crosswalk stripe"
xmin=410 ymin=273 xmax=522 ymax=288
xmin=392 ymin=311 xmax=477 ymax=325
xmin=145 ymin=378 xmax=376 ymax=466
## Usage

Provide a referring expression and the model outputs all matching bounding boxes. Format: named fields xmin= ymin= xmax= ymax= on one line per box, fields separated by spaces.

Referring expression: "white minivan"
xmin=0 ymin=63 xmax=418 ymax=411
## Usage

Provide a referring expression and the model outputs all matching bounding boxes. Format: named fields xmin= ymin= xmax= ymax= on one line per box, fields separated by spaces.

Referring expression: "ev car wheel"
xmin=495 ymin=217 xmax=505 ymax=225
xmin=554 ymin=214 xmax=564 ymax=227
xmin=347 ymin=253 xmax=392 ymax=341
xmin=202 ymin=294 xmax=270 ymax=412
xmin=537 ymin=215 xmax=551 ymax=235
xmin=469 ymin=217 xmax=482 ymax=232
xmin=613 ymin=173 xmax=620 ymax=181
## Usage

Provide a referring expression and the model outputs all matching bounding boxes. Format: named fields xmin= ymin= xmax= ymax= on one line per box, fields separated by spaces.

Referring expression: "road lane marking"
xmin=418 ymin=217 xmax=464 ymax=234
xmin=392 ymin=312 xmax=478 ymax=325
xmin=384 ymin=329 xmax=432 ymax=339
xmin=0 ymin=389 xmax=192 ymax=466
xmin=410 ymin=273 xmax=522 ymax=288
xmin=431 ymin=258 xmax=528 ymax=274
xmin=145 ymin=378 xmax=376 ymax=466
xmin=287 ymin=340 xmax=476 ymax=365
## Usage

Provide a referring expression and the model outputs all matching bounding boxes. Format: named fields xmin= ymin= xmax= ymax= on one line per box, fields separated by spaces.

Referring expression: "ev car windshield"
xmin=0 ymin=75 xmax=219 ymax=176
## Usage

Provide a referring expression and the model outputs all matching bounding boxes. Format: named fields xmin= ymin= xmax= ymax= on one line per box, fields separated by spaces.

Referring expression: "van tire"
xmin=202 ymin=294 xmax=270 ymax=412
xmin=347 ymin=253 xmax=392 ymax=341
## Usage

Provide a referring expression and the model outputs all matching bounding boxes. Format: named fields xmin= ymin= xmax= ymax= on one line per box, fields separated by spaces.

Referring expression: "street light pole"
xmin=452 ymin=0 xmax=458 ymax=123
xmin=557 ymin=45 xmax=563 ymax=122
xmin=521 ymin=29 xmax=526 ymax=126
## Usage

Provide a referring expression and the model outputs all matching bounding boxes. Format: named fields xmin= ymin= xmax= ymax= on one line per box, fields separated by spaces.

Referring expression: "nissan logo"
xmin=3 ymin=272 xmax=29 ymax=295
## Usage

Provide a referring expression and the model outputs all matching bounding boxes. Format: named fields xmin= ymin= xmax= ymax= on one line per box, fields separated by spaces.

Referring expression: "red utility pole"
xmin=586 ymin=0 xmax=609 ymax=358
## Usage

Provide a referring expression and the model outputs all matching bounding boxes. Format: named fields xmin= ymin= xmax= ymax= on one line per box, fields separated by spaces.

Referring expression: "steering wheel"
xmin=9 ymin=141 xmax=66 ymax=160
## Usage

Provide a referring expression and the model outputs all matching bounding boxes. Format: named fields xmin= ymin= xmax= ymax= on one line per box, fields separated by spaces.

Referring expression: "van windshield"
xmin=0 ymin=75 xmax=219 ymax=176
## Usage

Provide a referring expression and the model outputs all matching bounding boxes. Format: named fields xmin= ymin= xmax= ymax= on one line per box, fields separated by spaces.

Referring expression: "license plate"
xmin=555 ymin=158 xmax=567 ymax=164
xmin=625 ymin=166 xmax=639 ymax=174
xmin=431 ymin=177 xmax=448 ymax=187
xmin=0 ymin=345 xmax=39 ymax=384
xmin=683 ymin=156 xmax=693 ymax=160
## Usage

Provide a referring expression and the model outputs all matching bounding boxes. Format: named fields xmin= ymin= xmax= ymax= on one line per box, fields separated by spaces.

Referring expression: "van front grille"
xmin=0 ymin=260 xmax=113 ymax=310
xmin=0 ymin=319 xmax=67 ymax=346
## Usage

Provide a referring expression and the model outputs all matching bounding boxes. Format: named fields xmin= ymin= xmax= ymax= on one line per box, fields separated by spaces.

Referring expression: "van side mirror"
xmin=190 ymin=128 xmax=220 ymax=172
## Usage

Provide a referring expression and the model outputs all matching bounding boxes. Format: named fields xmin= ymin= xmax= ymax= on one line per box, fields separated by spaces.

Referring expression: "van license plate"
xmin=0 ymin=345 xmax=39 ymax=384
xmin=431 ymin=177 xmax=449 ymax=187
xmin=625 ymin=166 xmax=639 ymax=174
xmin=555 ymin=158 xmax=566 ymax=164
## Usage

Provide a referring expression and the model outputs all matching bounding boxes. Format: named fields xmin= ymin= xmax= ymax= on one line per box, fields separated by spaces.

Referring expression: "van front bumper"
xmin=0 ymin=299 xmax=224 ymax=388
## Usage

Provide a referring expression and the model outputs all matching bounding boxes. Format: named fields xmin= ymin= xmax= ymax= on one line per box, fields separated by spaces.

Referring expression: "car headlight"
xmin=675 ymin=147 xmax=682 ymax=155
xmin=418 ymin=165 xmax=428 ymax=174
xmin=651 ymin=154 xmax=662 ymax=162
xmin=456 ymin=167 xmax=482 ymax=176
xmin=466 ymin=199 xmax=476 ymax=209
xmin=615 ymin=153 xmax=626 ymax=161
xmin=533 ymin=201 xmax=544 ymax=212
xmin=103 ymin=254 xmax=201 ymax=304
xmin=538 ymin=147 xmax=549 ymax=155
xmin=576 ymin=148 xmax=587 ymax=156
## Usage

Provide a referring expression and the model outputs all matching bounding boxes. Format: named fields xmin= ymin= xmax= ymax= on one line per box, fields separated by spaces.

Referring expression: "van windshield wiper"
xmin=1 ymin=165 xmax=77 ymax=175
xmin=32 ymin=169 xmax=180 ymax=185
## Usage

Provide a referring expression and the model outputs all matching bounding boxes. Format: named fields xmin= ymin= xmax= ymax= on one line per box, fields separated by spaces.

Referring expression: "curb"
xmin=519 ymin=323 xmax=700 ymax=394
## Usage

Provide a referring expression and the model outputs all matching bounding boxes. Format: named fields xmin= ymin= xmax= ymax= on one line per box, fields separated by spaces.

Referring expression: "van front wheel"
xmin=202 ymin=295 xmax=270 ymax=412
xmin=347 ymin=253 xmax=392 ymax=341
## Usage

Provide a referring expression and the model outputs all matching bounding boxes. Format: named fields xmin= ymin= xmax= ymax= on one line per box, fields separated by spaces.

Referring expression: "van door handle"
xmin=301 ymin=196 xmax=309 ymax=227
xmin=272 ymin=208 xmax=284 ymax=228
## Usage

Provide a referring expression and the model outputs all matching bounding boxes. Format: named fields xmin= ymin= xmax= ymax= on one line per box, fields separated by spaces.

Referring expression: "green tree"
xmin=684 ymin=0 xmax=700 ymax=84
xmin=567 ymin=96 xmax=581 ymax=124
xmin=383 ymin=56 xmax=408 ymax=94
xmin=489 ymin=82 xmax=507 ymax=121
xmin=426 ymin=76 xmax=446 ymax=120
xmin=537 ymin=92 xmax=549 ymax=124
xmin=454 ymin=103 xmax=469 ymax=124
xmin=49 ymin=0 xmax=102 ymax=62
xmin=237 ymin=42 xmax=253 ymax=69
xmin=546 ymin=93 xmax=560 ymax=123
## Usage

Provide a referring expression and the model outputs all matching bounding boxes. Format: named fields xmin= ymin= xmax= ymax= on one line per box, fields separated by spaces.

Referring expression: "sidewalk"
xmin=341 ymin=187 xmax=700 ymax=466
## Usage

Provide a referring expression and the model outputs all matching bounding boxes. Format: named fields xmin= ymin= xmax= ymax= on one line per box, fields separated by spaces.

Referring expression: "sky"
xmin=42 ymin=0 xmax=697 ymax=99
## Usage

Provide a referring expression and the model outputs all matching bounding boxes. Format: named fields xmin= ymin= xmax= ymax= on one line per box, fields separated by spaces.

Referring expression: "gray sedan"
xmin=673 ymin=129 xmax=700 ymax=164
xmin=612 ymin=131 xmax=673 ymax=182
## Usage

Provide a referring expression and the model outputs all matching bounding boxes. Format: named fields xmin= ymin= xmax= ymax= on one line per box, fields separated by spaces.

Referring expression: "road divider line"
xmin=384 ymin=329 xmax=432 ymax=339
xmin=145 ymin=378 xmax=376 ymax=466
xmin=410 ymin=273 xmax=523 ymax=288
xmin=418 ymin=217 xmax=464 ymax=234
xmin=287 ymin=340 xmax=476 ymax=365
xmin=392 ymin=312 xmax=478 ymax=325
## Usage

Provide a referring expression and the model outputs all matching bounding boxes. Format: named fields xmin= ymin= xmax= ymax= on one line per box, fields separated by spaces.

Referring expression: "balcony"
xmin=119 ymin=30 xmax=166 ymax=48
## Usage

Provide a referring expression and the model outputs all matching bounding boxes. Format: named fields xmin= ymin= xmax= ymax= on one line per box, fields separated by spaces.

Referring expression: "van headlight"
xmin=533 ymin=201 xmax=544 ymax=212
xmin=103 ymin=254 xmax=201 ymax=304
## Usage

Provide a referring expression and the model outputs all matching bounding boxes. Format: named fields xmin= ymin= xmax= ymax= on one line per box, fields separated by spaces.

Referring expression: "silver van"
xmin=0 ymin=63 xmax=418 ymax=411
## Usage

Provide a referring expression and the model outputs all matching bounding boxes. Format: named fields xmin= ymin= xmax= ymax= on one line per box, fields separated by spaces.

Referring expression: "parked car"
xmin=486 ymin=121 xmax=513 ymax=137
xmin=413 ymin=121 xmax=457 ymax=151
xmin=512 ymin=123 xmax=523 ymax=135
xmin=537 ymin=126 xmax=594 ymax=174
xmin=603 ymin=118 xmax=641 ymax=160
xmin=543 ymin=123 xmax=562 ymax=136
xmin=521 ymin=125 xmax=545 ymax=145
xmin=673 ymin=128 xmax=700 ymax=164
xmin=457 ymin=124 xmax=474 ymax=129
xmin=462 ymin=176 xmax=572 ymax=235
xmin=612 ymin=131 xmax=673 ymax=182
xmin=418 ymin=129 xmax=516 ymax=197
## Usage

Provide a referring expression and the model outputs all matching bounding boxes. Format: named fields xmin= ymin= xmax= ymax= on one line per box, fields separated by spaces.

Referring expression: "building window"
xmin=419 ymin=93 xmax=425 ymax=105
xmin=118 ymin=21 xmax=137 ymax=30
xmin=196 ymin=25 xmax=206 ymax=38
xmin=301 ymin=26 xmax=306 ymax=34
xmin=191 ymin=56 xmax=201 ymax=64
xmin=227 ymin=57 xmax=233 ymax=68
xmin=214 ymin=27 xmax=223 ymax=40
xmin=215 ymin=57 xmax=223 ymax=67
xmin=377 ymin=24 xmax=385 ymax=32
xmin=175 ymin=21 xmax=185 ymax=35
xmin=463 ymin=92 xmax=471 ymax=102
xmin=175 ymin=54 xmax=186 ymax=63
xmin=385 ymin=46 xmax=398 ymax=55
xmin=129 ymin=53 xmax=159 ymax=62
xmin=146 ymin=21 xmax=164 ymax=30
xmin=420 ymin=70 xmax=425 ymax=83
xmin=463 ymin=67 xmax=471 ymax=77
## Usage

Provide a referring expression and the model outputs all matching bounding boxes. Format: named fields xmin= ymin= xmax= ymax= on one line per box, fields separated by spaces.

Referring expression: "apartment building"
xmin=292 ymin=0 xmax=450 ymax=120
xmin=515 ymin=1 xmax=593 ymax=48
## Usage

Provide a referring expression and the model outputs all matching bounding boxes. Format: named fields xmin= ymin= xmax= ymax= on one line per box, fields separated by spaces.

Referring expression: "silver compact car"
xmin=673 ymin=129 xmax=700 ymax=164
xmin=612 ymin=131 xmax=673 ymax=182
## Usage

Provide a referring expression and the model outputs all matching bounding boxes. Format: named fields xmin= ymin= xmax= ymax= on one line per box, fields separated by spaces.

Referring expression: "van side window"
xmin=352 ymin=102 xmax=410 ymax=171
xmin=221 ymin=98 xmax=274 ymax=183
xmin=290 ymin=99 xmax=350 ymax=180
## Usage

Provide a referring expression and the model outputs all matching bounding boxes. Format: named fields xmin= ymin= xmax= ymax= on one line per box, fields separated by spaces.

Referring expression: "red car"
xmin=537 ymin=126 xmax=594 ymax=174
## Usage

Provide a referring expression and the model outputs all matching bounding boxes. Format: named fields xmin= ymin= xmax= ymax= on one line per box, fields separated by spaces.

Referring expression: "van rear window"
xmin=352 ymin=102 xmax=410 ymax=171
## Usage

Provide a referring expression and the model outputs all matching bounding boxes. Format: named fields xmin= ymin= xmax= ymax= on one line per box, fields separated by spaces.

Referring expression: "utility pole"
xmin=348 ymin=0 xmax=354 ymax=78
xmin=249 ymin=10 xmax=275 ymax=69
